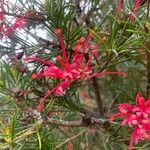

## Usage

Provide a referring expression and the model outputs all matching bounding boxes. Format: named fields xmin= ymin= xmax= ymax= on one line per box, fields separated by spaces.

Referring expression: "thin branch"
xmin=79 ymin=107 xmax=99 ymax=117
xmin=92 ymin=77 xmax=103 ymax=116
xmin=4 ymin=11 xmax=45 ymax=22
xmin=47 ymin=118 xmax=85 ymax=127
xmin=55 ymin=129 xmax=86 ymax=149
xmin=46 ymin=114 xmax=107 ymax=127
xmin=147 ymin=0 xmax=150 ymax=18
xmin=90 ymin=53 xmax=114 ymax=116
xmin=99 ymin=53 xmax=113 ymax=72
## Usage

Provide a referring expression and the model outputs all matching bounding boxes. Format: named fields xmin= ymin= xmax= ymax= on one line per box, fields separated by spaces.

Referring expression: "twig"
xmin=147 ymin=0 xmax=150 ymax=18
xmin=92 ymin=77 xmax=103 ymax=116
xmin=79 ymin=107 xmax=99 ymax=117
xmin=99 ymin=53 xmax=113 ymax=72
xmin=46 ymin=115 xmax=107 ymax=127
xmin=4 ymin=11 xmax=45 ymax=22
xmin=55 ymin=129 xmax=86 ymax=149
xmin=47 ymin=118 xmax=85 ymax=127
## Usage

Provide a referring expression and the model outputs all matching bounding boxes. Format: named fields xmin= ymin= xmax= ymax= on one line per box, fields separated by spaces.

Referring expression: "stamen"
xmin=32 ymin=73 xmax=39 ymax=78
xmin=109 ymin=113 xmax=128 ymax=121
xmin=3 ymin=12 xmax=33 ymax=36
xmin=129 ymin=128 xmax=137 ymax=150
xmin=85 ymin=50 xmax=94 ymax=68
xmin=55 ymin=28 xmax=69 ymax=64
xmin=37 ymin=87 xmax=57 ymax=112
xmin=24 ymin=57 xmax=54 ymax=66
xmin=92 ymin=36 xmax=106 ymax=50
xmin=129 ymin=0 xmax=141 ymax=22
xmin=57 ymin=55 xmax=66 ymax=68
xmin=73 ymin=37 xmax=85 ymax=63
xmin=117 ymin=0 xmax=123 ymax=18
xmin=37 ymin=80 xmax=71 ymax=112
xmin=80 ymin=32 xmax=92 ymax=66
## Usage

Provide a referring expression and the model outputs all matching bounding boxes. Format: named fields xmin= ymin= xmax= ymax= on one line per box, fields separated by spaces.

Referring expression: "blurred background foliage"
xmin=0 ymin=0 xmax=149 ymax=149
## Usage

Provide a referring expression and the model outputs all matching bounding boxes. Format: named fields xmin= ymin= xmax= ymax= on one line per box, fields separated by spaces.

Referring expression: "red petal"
xmin=37 ymin=80 xmax=71 ymax=112
xmin=55 ymin=28 xmax=69 ymax=65
xmin=24 ymin=57 xmax=54 ymax=66
xmin=129 ymin=128 xmax=138 ymax=150
xmin=84 ymin=50 xmax=94 ymax=68
xmin=136 ymin=93 xmax=145 ymax=109
xmin=67 ymin=142 xmax=73 ymax=150
xmin=37 ymin=87 xmax=57 ymax=112
xmin=73 ymin=37 xmax=85 ymax=63
xmin=3 ymin=12 xmax=32 ymax=36
xmin=118 ymin=103 xmax=134 ymax=113
xmin=80 ymin=32 xmax=92 ymax=66
xmin=117 ymin=0 xmax=123 ymax=18
xmin=56 ymin=55 xmax=70 ymax=71
xmin=129 ymin=0 xmax=141 ymax=22
xmin=109 ymin=113 xmax=128 ymax=121
xmin=32 ymin=73 xmax=39 ymax=78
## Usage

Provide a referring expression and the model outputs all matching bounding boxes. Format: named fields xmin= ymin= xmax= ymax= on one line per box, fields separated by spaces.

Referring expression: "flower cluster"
xmin=25 ymin=29 xmax=127 ymax=112
xmin=117 ymin=0 xmax=141 ymax=22
xmin=0 ymin=0 xmax=31 ymax=37
xmin=110 ymin=93 xmax=150 ymax=150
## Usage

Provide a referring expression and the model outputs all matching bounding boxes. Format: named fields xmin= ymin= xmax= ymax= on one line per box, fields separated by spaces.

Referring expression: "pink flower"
xmin=117 ymin=0 xmax=141 ymax=22
xmin=110 ymin=93 xmax=150 ymax=150
xmin=67 ymin=142 xmax=73 ymax=150
xmin=25 ymin=28 xmax=127 ymax=112
xmin=0 ymin=0 xmax=32 ymax=36
xmin=129 ymin=0 xmax=141 ymax=22
xmin=117 ymin=0 xmax=123 ymax=18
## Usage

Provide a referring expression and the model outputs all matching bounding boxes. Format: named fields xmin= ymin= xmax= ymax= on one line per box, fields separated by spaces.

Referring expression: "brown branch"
xmin=55 ymin=129 xmax=86 ymax=149
xmin=4 ymin=11 xmax=45 ymax=22
xmin=79 ymin=107 xmax=99 ymax=117
xmin=147 ymin=0 xmax=150 ymax=18
xmin=12 ymin=90 xmax=108 ymax=128
xmin=99 ymin=53 xmax=113 ymax=72
xmin=90 ymin=53 xmax=114 ymax=116
xmin=46 ymin=116 xmax=107 ymax=127
xmin=46 ymin=119 xmax=85 ymax=127
xmin=92 ymin=77 xmax=103 ymax=116
xmin=140 ymin=0 xmax=148 ymax=6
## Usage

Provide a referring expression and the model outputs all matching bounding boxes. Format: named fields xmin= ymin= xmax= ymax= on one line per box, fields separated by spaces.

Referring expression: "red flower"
xmin=0 ymin=0 xmax=32 ymax=36
xmin=25 ymin=28 xmax=127 ymax=112
xmin=67 ymin=142 xmax=73 ymax=150
xmin=117 ymin=0 xmax=141 ymax=22
xmin=117 ymin=0 xmax=123 ymax=18
xmin=110 ymin=93 xmax=150 ymax=150
xmin=129 ymin=0 xmax=141 ymax=22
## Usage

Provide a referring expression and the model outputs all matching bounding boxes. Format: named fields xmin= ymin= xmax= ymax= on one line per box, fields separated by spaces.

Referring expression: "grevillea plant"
xmin=0 ymin=0 xmax=149 ymax=149
xmin=25 ymin=29 xmax=127 ymax=112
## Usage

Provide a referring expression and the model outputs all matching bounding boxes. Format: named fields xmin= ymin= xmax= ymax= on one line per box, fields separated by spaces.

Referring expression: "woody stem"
xmin=92 ymin=77 xmax=103 ymax=116
xmin=84 ymin=54 xmax=103 ymax=116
